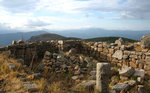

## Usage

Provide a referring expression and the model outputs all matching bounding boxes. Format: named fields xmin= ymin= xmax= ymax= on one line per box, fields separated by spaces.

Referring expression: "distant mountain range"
xmin=47 ymin=28 xmax=150 ymax=40
xmin=28 ymin=33 xmax=66 ymax=42
xmin=0 ymin=28 xmax=150 ymax=46
xmin=0 ymin=31 xmax=47 ymax=46
xmin=85 ymin=37 xmax=137 ymax=43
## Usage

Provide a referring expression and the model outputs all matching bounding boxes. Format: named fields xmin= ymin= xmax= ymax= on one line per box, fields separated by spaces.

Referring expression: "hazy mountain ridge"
xmin=85 ymin=37 xmax=137 ymax=43
xmin=47 ymin=28 xmax=150 ymax=40
xmin=28 ymin=33 xmax=66 ymax=42
xmin=0 ymin=28 xmax=150 ymax=46
xmin=0 ymin=31 xmax=47 ymax=46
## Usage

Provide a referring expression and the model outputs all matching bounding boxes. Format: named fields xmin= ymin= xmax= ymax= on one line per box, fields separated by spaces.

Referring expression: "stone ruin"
xmin=0 ymin=37 xmax=150 ymax=93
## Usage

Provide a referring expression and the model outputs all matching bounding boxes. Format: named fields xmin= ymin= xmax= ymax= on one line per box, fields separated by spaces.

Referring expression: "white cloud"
xmin=0 ymin=0 xmax=40 ymax=13
xmin=25 ymin=19 xmax=51 ymax=27
xmin=0 ymin=0 xmax=150 ymax=19
xmin=0 ymin=0 xmax=149 ymax=31
xmin=0 ymin=23 xmax=11 ymax=31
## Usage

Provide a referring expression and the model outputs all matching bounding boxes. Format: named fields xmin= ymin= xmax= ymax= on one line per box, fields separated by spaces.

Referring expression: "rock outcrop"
xmin=141 ymin=34 xmax=150 ymax=49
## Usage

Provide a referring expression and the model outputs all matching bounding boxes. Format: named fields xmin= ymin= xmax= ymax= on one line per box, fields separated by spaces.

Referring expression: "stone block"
xmin=112 ymin=50 xmax=123 ymax=60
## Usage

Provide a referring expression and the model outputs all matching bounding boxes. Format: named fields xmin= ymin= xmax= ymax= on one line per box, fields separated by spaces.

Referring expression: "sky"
xmin=0 ymin=0 xmax=150 ymax=31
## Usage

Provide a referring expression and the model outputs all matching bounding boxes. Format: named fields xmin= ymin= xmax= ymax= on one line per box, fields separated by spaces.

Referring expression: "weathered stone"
xmin=97 ymin=48 xmax=103 ymax=52
xmin=109 ymin=49 xmax=115 ymax=54
xmin=124 ymin=51 xmax=130 ymax=55
xmin=17 ymin=40 xmax=24 ymax=44
xmin=123 ymin=55 xmax=128 ymax=59
xmin=44 ymin=51 xmax=52 ymax=60
xmin=109 ymin=90 xmax=116 ymax=93
xmin=53 ymin=53 xmax=58 ymax=59
xmin=120 ymin=45 xmax=125 ymax=50
xmin=130 ymin=55 xmax=138 ymax=59
xmin=114 ymin=46 xmax=120 ymax=50
xmin=136 ymin=52 xmax=143 ymax=56
xmin=96 ymin=63 xmax=110 ymax=93
xmin=120 ymin=76 xmax=129 ymax=81
xmin=124 ymin=80 xmax=136 ymax=87
xmin=145 ymin=52 xmax=150 ymax=56
xmin=111 ymin=67 xmax=118 ymax=76
xmin=74 ymin=69 xmax=81 ymax=75
xmin=71 ymin=76 xmax=79 ymax=80
xmin=8 ymin=62 xmax=16 ymax=70
xmin=115 ymin=38 xmax=124 ymax=46
xmin=112 ymin=50 xmax=123 ymax=60
xmin=103 ymin=48 xmax=108 ymax=53
xmin=12 ymin=40 xmax=17 ymax=45
xmin=123 ymin=60 xmax=129 ymax=66
xmin=144 ymin=62 xmax=150 ymax=71
xmin=138 ymin=62 xmax=144 ymax=69
xmin=36 ymin=63 xmax=45 ymax=72
xmin=126 ymin=45 xmax=134 ymax=50
xmin=17 ymin=59 xmax=24 ymax=64
xmin=90 ymin=70 xmax=96 ymax=76
xmin=74 ymin=65 xmax=79 ymax=70
xmin=0 ymin=90 xmax=5 ymax=93
xmin=24 ymin=83 xmax=38 ymax=92
xmin=77 ymin=80 xmax=96 ymax=91
xmin=110 ymin=43 xmax=117 ymax=46
xmin=103 ymin=42 xmax=110 ymax=48
xmin=119 ymin=66 xmax=135 ymax=77
xmin=112 ymin=83 xmax=129 ymax=93
xmin=98 ymin=44 xmax=103 ymax=48
xmin=130 ymin=62 xmax=137 ymax=68
xmin=137 ymin=85 xmax=149 ymax=93
xmin=32 ymin=73 xmax=42 ymax=79
xmin=68 ymin=48 xmax=77 ymax=55
xmin=137 ymin=77 xmax=143 ymax=82
xmin=141 ymin=34 xmax=150 ymax=49
xmin=133 ymin=69 xmax=145 ymax=78
xmin=146 ymin=55 xmax=150 ymax=59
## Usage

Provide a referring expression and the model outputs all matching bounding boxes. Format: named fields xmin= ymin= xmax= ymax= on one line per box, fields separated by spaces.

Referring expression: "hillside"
xmin=85 ymin=37 xmax=138 ymax=43
xmin=0 ymin=31 xmax=47 ymax=46
xmin=47 ymin=28 xmax=150 ymax=40
xmin=0 ymin=29 xmax=146 ymax=46
xmin=28 ymin=33 xmax=66 ymax=42
xmin=28 ymin=34 xmax=137 ymax=43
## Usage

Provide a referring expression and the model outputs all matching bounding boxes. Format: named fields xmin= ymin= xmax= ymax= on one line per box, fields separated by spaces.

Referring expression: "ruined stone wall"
xmin=83 ymin=42 xmax=150 ymax=76
xmin=0 ymin=40 xmax=149 ymax=75
xmin=0 ymin=41 xmax=59 ymax=65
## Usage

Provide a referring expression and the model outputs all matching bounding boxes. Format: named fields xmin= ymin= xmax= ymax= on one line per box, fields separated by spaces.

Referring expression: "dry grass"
xmin=134 ymin=45 xmax=142 ymax=51
xmin=0 ymin=54 xmax=21 ymax=75
xmin=0 ymin=53 xmax=28 ymax=93
xmin=34 ymin=78 xmax=46 ymax=92
xmin=47 ymin=81 xmax=63 ymax=93
xmin=2 ymin=76 xmax=28 ymax=93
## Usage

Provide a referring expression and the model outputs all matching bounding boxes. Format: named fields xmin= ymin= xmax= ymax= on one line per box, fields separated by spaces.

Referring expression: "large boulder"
xmin=133 ymin=69 xmax=145 ymax=78
xmin=113 ymin=83 xmax=129 ymax=92
xmin=112 ymin=50 xmax=123 ymax=60
xmin=115 ymin=38 xmax=124 ymax=46
xmin=12 ymin=40 xmax=17 ymax=45
xmin=119 ymin=66 xmax=135 ymax=77
xmin=17 ymin=40 xmax=24 ymax=44
xmin=141 ymin=34 xmax=150 ymax=49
